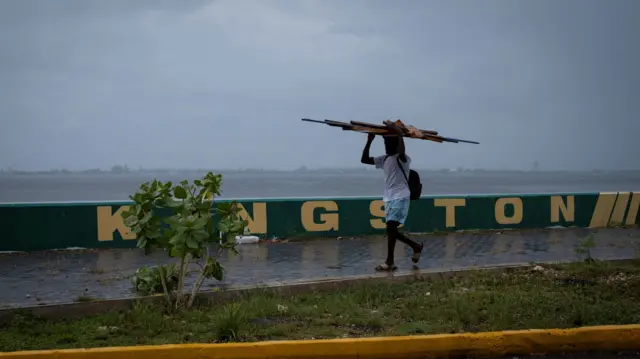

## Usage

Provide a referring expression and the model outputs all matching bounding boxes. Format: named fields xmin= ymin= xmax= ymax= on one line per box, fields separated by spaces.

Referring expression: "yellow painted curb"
xmin=2 ymin=324 xmax=640 ymax=359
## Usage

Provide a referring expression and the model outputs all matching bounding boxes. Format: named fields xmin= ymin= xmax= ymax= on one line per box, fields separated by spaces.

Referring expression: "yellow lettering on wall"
xmin=434 ymin=198 xmax=466 ymax=228
xmin=610 ymin=192 xmax=631 ymax=226
xmin=97 ymin=206 xmax=135 ymax=241
xmin=368 ymin=200 xmax=403 ymax=229
xmin=495 ymin=197 xmax=523 ymax=225
xmin=550 ymin=195 xmax=575 ymax=223
xmin=301 ymin=201 xmax=339 ymax=232
xmin=370 ymin=200 xmax=385 ymax=229
xmin=626 ymin=192 xmax=640 ymax=225
xmin=237 ymin=203 xmax=267 ymax=234
xmin=588 ymin=192 xmax=617 ymax=228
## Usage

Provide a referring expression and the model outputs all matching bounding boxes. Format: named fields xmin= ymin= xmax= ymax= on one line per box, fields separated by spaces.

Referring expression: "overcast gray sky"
xmin=1 ymin=0 xmax=638 ymax=171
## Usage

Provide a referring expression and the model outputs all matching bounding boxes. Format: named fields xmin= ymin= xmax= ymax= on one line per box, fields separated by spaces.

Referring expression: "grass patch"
xmin=1 ymin=260 xmax=640 ymax=352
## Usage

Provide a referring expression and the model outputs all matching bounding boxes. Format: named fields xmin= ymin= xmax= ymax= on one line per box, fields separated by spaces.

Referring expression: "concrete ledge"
xmin=1 ymin=258 xmax=637 ymax=323
xmin=2 ymin=325 xmax=640 ymax=359
xmin=3 ymin=191 xmax=638 ymax=252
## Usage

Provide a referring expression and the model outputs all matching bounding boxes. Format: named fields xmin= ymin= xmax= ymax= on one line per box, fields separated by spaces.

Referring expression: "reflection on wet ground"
xmin=1 ymin=227 xmax=638 ymax=309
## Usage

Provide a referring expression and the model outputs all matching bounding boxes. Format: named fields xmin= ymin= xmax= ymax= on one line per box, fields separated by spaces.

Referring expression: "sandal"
xmin=411 ymin=243 xmax=424 ymax=263
xmin=375 ymin=263 xmax=397 ymax=272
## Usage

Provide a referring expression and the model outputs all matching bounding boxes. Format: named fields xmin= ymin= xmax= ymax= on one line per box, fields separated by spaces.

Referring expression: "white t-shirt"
xmin=374 ymin=154 xmax=411 ymax=202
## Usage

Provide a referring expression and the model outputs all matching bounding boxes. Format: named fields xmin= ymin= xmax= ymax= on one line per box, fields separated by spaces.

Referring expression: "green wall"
xmin=0 ymin=192 xmax=638 ymax=252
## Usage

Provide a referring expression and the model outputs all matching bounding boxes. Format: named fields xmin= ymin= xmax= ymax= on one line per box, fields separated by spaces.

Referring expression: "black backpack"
xmin=385 ymin=155 xmax=423 ymax=200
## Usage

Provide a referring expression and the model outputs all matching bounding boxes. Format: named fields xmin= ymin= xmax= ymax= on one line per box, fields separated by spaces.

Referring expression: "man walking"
xmin=360 ymin=121 xmax=424 ymax=271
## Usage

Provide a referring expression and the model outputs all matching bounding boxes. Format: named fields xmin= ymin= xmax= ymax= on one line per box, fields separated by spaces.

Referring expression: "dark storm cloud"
xmin=1 ymin=0 xmax=638 ymax=171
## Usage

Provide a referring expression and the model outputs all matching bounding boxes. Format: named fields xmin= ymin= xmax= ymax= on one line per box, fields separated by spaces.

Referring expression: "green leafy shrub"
xmin=122 ymin=172 xmax=247 ymax=309
xmin=575 ymin=234 xmax=596 ymax=263
xmin=130 ymin=264 xmax=180 ymax=296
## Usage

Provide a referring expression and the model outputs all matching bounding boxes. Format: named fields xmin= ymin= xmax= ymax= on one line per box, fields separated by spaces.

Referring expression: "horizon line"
xmin=2 ymin=167 xmax=640 ymax=174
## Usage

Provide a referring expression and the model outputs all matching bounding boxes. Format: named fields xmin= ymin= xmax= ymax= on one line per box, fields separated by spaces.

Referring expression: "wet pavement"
xmin=1 ymin=227 xmax=639 ymax=309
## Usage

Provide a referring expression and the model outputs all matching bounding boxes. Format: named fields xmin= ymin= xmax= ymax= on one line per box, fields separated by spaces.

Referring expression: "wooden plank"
xmin=344 ymin=126 xmax=389 ymax=133
xmin=349 ymin=121 xmax=388 ymax=130
xmin=351 ymin=120 xmax=440 ymax=136
xmin=347 ymin=123 xmax=448 ymax=143
xmin=301 ymin=118 xmax=327 ymax=125
xmin=439 ymin=136 xmax=480 ymax=144
xmin=324 ymin=119 xmax=355 ymax=127
xmin=302 ymin=118 xmax=352 ymax=129
xmin=301 ymin=118 xmax=478 ymax=144
xmin=420 ymin=129 xmax=439 ymax=136
xmin=395 ymin=120 xmax=440 ymax=137
xmin=404 ymin=125 xmax=425 ymax=138
xmin=422 ymin=135 xmax=445 ymax=143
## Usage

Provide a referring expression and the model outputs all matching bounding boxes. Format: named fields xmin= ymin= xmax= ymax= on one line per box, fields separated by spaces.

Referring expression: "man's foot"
xmin=411 ymin=243 xmax=424 ymax=263
xmin=375 ymin=263 xmax=397 ymax=272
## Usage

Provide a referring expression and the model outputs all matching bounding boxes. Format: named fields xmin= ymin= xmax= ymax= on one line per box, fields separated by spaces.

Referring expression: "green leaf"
xmin=218 ymin=221 xmax=230 ymax=233
xmin=212 ymin=262 xmax=224 ymax=281
xmin=138 ymin=283 xmax=149 ymax=293
xmin=192 ymin=229 xmax=209 ymax=242
xmin=203 ymin=257 xmax=224 ymax=281
xmin=169 ymin=234 xmax=184 ymax=247
xmin=124 ymin=216 xmax=138 ymax=228
xmin=139 ymin=210 xmax=153 ymax=225
xmin=196 ymin=201 xmax=213 ymax=212
xmin=164 ymin=216 xmax=181 ymax=228
xmin=147 ymin=228 xmax=163 ymax=239
xmin=230 ymin=220 xmax=244 ymax=233
xmin=137 ymin=238 xmax=148 ymax=249
xmin=174 ymin=186 xmax=188 ymax=199
xmin=186 ymin=236 xmax=199 ymax=249
xmin=169 ymin=246 xmax=183 ymax=257
xmin=130 ymin=225 xmax=142 ymax=234
xmin=193 ymin=216 xmax=208 ymax=229
xmin=216 ymin=203 xmax=232 ymax=216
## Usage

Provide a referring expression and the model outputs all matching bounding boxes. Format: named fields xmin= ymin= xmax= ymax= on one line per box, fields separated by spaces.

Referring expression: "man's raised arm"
xmin=361 ymin=133 xmax=375 ymax=165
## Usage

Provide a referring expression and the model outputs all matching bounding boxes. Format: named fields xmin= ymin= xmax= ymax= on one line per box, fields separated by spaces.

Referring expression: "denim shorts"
xmin=384 ymin=198 xmax=410 ymax=224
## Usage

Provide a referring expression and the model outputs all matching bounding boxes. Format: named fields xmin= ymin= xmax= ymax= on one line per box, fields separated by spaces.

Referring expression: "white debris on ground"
xmin=235 ymin=235 xmax=259 ymax=244
xmin=97 ymin=326 xmax=120 ymax=333
xmin=530 ymin=263 xmax=639 ymax=284
xmin=604 ymin=272 xmax=639 ymax=284
xmin=530 ymin=264 xmax=562 ymax=277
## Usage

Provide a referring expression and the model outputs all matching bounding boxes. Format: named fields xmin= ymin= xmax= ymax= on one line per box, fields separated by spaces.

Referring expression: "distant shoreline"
xmin=1 ymin=168 xmax=640 ymax=176
xmin=2 ymin=170 xmax=638 ymax=203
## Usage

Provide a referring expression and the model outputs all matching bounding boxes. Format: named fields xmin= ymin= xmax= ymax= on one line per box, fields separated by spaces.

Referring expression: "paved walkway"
xmin=0 ymin=227 xmax=638 ymax=309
